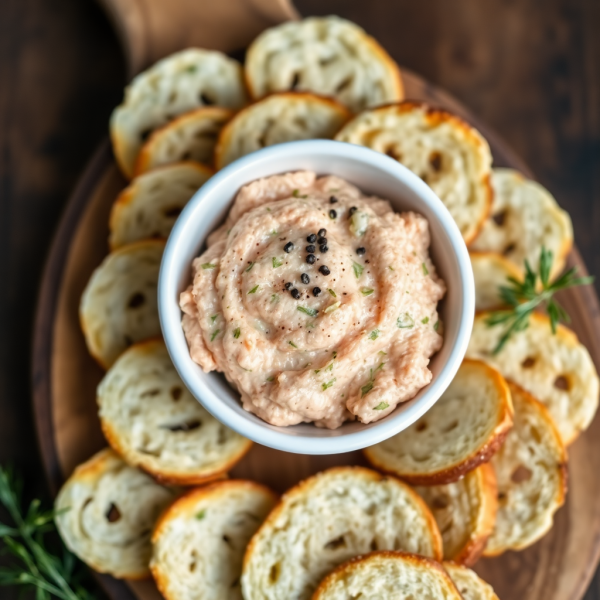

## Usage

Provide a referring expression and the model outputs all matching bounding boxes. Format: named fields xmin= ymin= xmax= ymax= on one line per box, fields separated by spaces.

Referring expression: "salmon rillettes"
xmin=180 ymin=171 xmax=446 ymax=428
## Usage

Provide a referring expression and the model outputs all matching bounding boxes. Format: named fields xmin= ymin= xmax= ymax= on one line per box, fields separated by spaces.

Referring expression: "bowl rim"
xmin=159 ymin=140 xmax=474 ymax=454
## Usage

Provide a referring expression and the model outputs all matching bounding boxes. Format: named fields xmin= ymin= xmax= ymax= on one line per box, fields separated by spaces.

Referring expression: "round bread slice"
xmin=241 ymin=466 xmax=442 ymax=600
xmin=484 ymin=382 xmax=567 ymax=556
xmin=80 ymin=239 xmax=164 ymax=368
xmin=335 ymin=102 xmax=492 ymax=244
xmin=151 ymin=480 xmax=277 ymax=600
xmin=467 ymin=312 xmax=600 ymax=445
xmin=363 ymin=359 xmax=513 ymax=485
xmin=244 ymin=16 xmax=403 ymax=112
xmin=471 ymin=251 xmax=523 ymax=311
xmin=312 ymin=551 xmax=462 ymax=600
xmin=443 ymin=563 xmax=500 ymax=600
xmin=110 ymin=49 xmax=248 ymax=178
xmin=98 ymin=339 xmax=252 ymax=485
xmin=415 ymin=464 xmax=497 ymax=566
xmin=134 ymin=107 xmax=233 ymax=174
xmin=214 ymin=92 xmax=351 ymax=169
xmin=55 ymin=448 xmax=176 ymax=579
xmin=109 ymin=162 xmax=212 ymax=250
xmin=470 ymin=168 xmax=573 ymax=281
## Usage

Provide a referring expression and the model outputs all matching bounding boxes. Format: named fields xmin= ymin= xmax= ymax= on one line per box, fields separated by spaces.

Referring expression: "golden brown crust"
xmin=214 ymin=91 xmax=352 ymax=170
xmin=363 ymin=359 xmax=514 ymax=485
xmin=311 ymin=551 xmax=460 ymax=600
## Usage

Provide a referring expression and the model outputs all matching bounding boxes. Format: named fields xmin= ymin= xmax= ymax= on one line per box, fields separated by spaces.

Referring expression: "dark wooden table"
xmin=1 ymin=0 xmax=599 ymax=598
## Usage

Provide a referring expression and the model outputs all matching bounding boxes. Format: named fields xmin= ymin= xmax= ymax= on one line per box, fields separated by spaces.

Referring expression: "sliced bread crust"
xmin=443 ymin=562 xmax=500 ymax=600
xmin=363 ymin=359 xmax=514 ymax=485
xmin=241 ymin=466 xmax=442 ymax=600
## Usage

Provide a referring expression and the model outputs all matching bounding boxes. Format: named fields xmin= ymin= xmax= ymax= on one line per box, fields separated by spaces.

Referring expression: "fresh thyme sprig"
xmin=485 ymin=247 xmax=594 ymax=354
xmin=0 ymin=466 xmax=94 ymax=600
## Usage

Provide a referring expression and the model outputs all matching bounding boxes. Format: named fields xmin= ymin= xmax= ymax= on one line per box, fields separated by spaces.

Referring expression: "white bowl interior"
xmin=159 ymin=140 xmax=474 ymax=454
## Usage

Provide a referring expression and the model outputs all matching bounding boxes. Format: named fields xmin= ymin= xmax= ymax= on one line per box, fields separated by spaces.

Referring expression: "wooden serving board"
xmin=31 ymin=1 xmax=600 ymax=599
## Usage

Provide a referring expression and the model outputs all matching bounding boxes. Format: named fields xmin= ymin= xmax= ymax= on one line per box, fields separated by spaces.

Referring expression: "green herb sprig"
xmin=486 ymin=247 xmax=593 ymax=353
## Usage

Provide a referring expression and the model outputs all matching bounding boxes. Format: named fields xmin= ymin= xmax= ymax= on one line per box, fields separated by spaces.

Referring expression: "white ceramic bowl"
xmin=159 ymin=140 xmax=474 ymax=454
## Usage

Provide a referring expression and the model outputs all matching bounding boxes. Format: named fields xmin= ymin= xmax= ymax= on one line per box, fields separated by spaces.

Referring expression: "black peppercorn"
xmin=349 ymin=206 xmax=357 ymax=216
xmin=291 ymin=288 xmax=300 ymax=299
xmin=284 ymin=241 xmax=294 ymax=253
xmin=319 ymin=244 xmax=329 ymax=253
xmin=313 ymin=287 xmax=322 ymax=296
xmin=317 ymin=237 xmax=327 ymax=245
xmin=319 ymin=265 xmax=331 ymax=276
xmin=306 ymin=254 xmax=316 ymax=264
xmin=329 ymin=196 xmax=338 ymax=203
xmin=301 ymin=273 xmax=310 ymax=284
xmin=356 ymin=247 xmax=366 ymax=256
xmin=329 ymin=209 xmax=337 ymax=219
xmin=284 ymin=282 xmax=292 ymax=290
xmin=318 ymin=228 xmax=327 ymax=238
xmin=306 ymin=244 xmax=316 ymax=253
xmin=307 ymin=233 xmax=317 ymax=243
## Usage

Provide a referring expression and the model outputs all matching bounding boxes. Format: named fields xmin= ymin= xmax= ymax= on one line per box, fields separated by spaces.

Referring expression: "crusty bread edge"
xmin=311 ymin=551 xmax=461 ymax=600
xmin=442 ymin=562 xmax=500 ymax=600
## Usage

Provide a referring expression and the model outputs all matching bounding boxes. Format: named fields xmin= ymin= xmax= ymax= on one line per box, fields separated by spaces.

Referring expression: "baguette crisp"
xmin=443 ymin=562 xmax=500 ymax=600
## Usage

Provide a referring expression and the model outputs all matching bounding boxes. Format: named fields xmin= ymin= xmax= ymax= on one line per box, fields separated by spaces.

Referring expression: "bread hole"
xmin=182 ymin=151 xmax=192 ymax=160
xmin=554 ymin=375 xmax=571 ymax=391
xmin=319 ymin=56 xmax=335 ymax=66
xmin=503 ymin=243 xmax=516 ymax=256
xmin=429 ymin=151 xmax=443 ymax=172
xmin=290 ymin=73 xmax=300 ymax=89
xmin=432 ymin=495 xmax=450 ymax=510
xmin=440 ymin=517 xmax=454 ymax=534
xmin=222 ymin=534 xmax=232 ymax=546
xmin=521 ymin=357 xmax=536 ymax=368
xmin=200 ymin=92 xmax=214 ymax=105
xmin=370 ymin=538 xmax=378 ymax=551
xmin=530 ymin=426 xmax=542 ymax=444
xmin=163 ymin=419 xmax=201 ymax=432
xmin=415 ymin=421 xmax=428 ymax=432
xmin=492 ymin=210 xmax=507 ymax=226
xmin=364 ymin=504 xmax=377 ymax=516
xmin=163 ymin=206 xmax=183 ymax=218
xmin=230 ymin=578 xmax=240 ymax=588
xmin=106 ymin=503 xmax=121 ymax=523
xmin=168 ymin=91 xmax=177 ymax=104
xmin=335 ymin=76 xmax=353 ymax=93
xmin=324 ymin=535 xmax=346 ymax=550
xmin=140 ymin=128 xmax=152 ymax=142
xmin=217 ymin=426 xmax=228 ymax=445
xmin=82 ymin=497 xmax=93 ymax=509
xmin=141 ymin=388 xmax=161 ymax=398
xmin=294 ymin=117 xmax=308 ymax=130
xmin=170 ymin=386 xmax=183 ymax=401
xmin=189 ymin=549 xmax=197 ymax=572
xmin=128 ymin=292 xmax=145 ymax=309
xmin=384 ymin=146 xmax=402 ymax=161
xmin=442 ymin=420 xmax=459 ymax=433
xmin=269 ymin=562 xmax=281 ymax=584
xmin=497 ymin=491 xmax=507 ymax=504
xmin=511 ymin=465 xmax=533 ymax=483
xmin=124 ymin=334 xmax=134 ymax=347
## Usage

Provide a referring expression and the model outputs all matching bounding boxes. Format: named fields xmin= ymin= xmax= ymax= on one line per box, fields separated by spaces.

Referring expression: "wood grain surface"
xmin=1 ymin=0 xmax=599 ymax=599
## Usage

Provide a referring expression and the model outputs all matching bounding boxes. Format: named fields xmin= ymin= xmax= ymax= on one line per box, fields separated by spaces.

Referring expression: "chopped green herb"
xmin=307 ymin=322 xmax=316 ymax=328
xmin=202 ymin=263 xmax=217 ymax=270
xmin=352 ymin=261 xmax=364 ymax=279
xmin=186 ymin=65 xmax=197 ymax=74
xmin=210 ymin=329 xmax=220 ymax=341
xmin=233 ymin=327 xmax=241 ymax=339
xmin=349 ymin=210 xmax=369 ymax=237
xmin=361 ymin=288 xmax=374 ymax=296
xmin=325 ymin=362 xmax=334 ymax=372
xmin=374 ymin=362 xmax=385 ymax=373
xmin=270 ymin=229 xmax=278 ymax=236
xmin=298 ymin=306 xmax=319 ymax=317
xmin=196 ymin=510 xmax=206 ymax=520
xmin=245 ymin=262 xmax=254 ymax=272
xmin=422 ymin=262 xmax=429 ymax=275
xmin=322 ymin=378 xmax=336 ymax=391
xmin=324 ymin=301 xmax=341 ymax=314
xmin=266 ymin=376 xmax=275 ymax=382
xmin=271 ymin=294 xmax=279 ymax=303
xmin=248 ymin=285 xmax=259 ymax=294
xmin=328 ymin=288 xmax=337 ymax=298
xmin=314 ymin=369 xmax=321 ymax=374
xmin=292 ymin=189 xmax=308 ymax=199
xmin=368 ymin=329 xmax=380 ymax=340
xmin=272 ymin=257 xmax=283 ymax=268
xmin=434 ymin=320 xmax=440 ymax=332
xmin=421 ymin=316 xmax=430 ymax=324
xmin=210 ymin=314 xmax=218 ymax=323
xmin=373 ymin=402 xmax=389 ymax=411
xmin=397 ymin=313 xmax=415 ymax=329
xmin=389 ymin=266 xmax=395 ymax=271
xmin=266 ymin=207 xmax=272 ymax=212
xmin=289 ymin=341 xmax=298 ymax=349
xmin=378 ymin=350 xmax=388 ymax=356
xmin=361 ymin=381 xmax=374 ymax=397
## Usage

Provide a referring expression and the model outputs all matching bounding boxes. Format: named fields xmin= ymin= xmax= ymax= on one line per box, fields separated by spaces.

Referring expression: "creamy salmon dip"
xmin=180 ymin=171 xmax=446 ymax=429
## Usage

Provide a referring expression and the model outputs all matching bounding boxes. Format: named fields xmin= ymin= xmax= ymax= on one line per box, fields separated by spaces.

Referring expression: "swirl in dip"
xmin=180 ymin=171 xmax=446 ymax=429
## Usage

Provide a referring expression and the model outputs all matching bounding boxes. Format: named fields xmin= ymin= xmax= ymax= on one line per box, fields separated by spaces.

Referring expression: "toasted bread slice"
xmin=80 ymin=240 xmax=164 ymax=368
xmin=335 ymin=102 xmax=492 ymax=244
xmin=151 ymin=480 xmax=277 ymax=600
xmin=109 ymin=162 xmax=212 ymax=250
xmin=415 ymin=464 xmax=497 ymax=566
xmin=110 ymin=49 xmax=248 ymax=178
xmin=364 ymin=359 xmax=513 ymax=485
xmin=134 ymin=107 xmax=233 ymax=174
xmin=484 ymin=382 xmax=567 ymax=556
xmin=467 ymin=312 xmax=600 ymax=444
xmin=470 ymin=251 xmax=523 ymax=311
xmin=54 ymin=448 xmax=176 ymax=579
xmin=241 ymin=466 xmax=442 ymax=600
xmin=98 ymin=339 xmax=252 ymax=485
xmin=245 ymin=16 xmax=403 ymax=112
xmin=214 ymin=92 xmax=351 ymax=169
xmin=471 ymin=168 xmax=573 ymax=281
xmin=443 ymin=563 xmax=500 ymax=600
xmin=312 ymin=551 xmax=462 ymax=600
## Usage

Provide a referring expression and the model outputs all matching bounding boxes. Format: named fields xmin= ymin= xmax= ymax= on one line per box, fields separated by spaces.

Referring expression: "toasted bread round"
xmin=109 ymin=162 xmax=212 ymax=250
xmin=134 ymin=107 xmax=233 ymax=174
xmin=415 ymin=464 xmax=497 ymax=566
xmin=214 ymin=92 xmax=351 ymax=169
xmin=312 ymin=551 xmax=462 ymax=600
xmin=151 ymin=480 xmax=277 ymax=600
xmin=98 ymin=339 xmax=252 ymax=485
xmin=241 ymin=466 xmax=442 ymax=600
xmin=470 ymin=251 xmax=523 ymax=311
xmin=110 ymin=49 xmax=248 ymax=178
xmin=80 ymin=240 xmax=164 ymax=368
xmin=335 ymin=102 xmax=492 ymax=244
xmin=467 ymin=312 xmax=600 ymax=444
xmin=484 ymin=382 xmax=567 ymax=556
xmin=245 ymin=16 xmax=403 ymax=112
xmin=443 ymin=563 xmax=500 ymax=600
xmin=471 ymin=169 xmax=573 ymax=280
xmin=364 ymin=359 xmax=513 ymax=485
xmin=54 ymin=448 xmax=176 ymax=579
